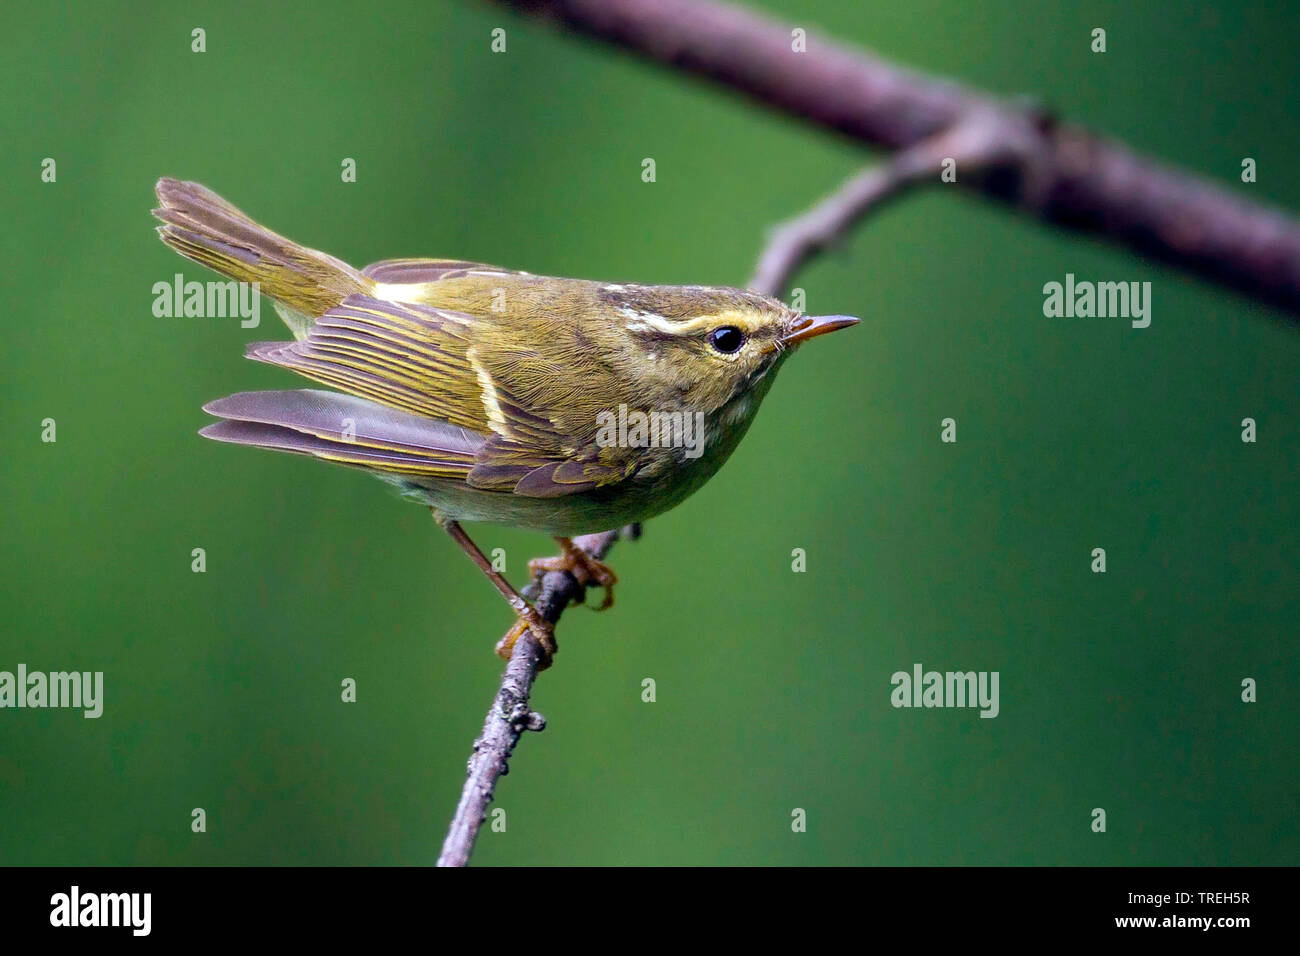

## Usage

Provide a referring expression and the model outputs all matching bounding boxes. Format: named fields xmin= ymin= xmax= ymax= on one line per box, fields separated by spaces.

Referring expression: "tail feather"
xmin=153 ymin=178 xmax=372 ymax=324
xmin=199 ymin=389 xmax=485 ymax=480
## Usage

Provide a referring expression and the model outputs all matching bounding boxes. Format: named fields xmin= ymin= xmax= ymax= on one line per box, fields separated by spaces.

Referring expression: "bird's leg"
xmin=432 ymin=511 xmax=556 ymax=666
xmin=528 ymin=536 xmax=619 ymax=611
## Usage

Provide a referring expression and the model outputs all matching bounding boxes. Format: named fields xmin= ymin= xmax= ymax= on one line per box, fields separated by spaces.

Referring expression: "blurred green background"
xmin=2 ymin=0 xmax=1296 ymax=866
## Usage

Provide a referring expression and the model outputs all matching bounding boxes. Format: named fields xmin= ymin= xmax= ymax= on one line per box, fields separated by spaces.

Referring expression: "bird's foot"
xmin=529 ymin=537 xmax=618 ymax=610
xmin=495 ymin=609 xmax=556 ymax=670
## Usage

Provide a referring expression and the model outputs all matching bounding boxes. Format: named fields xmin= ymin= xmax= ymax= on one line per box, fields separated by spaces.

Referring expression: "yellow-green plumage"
xmin=153 ymin=178 xmax=857 ymax=536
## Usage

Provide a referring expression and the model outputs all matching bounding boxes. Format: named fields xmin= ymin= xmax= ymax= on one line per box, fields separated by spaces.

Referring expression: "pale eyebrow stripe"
xmin=620 ymin=309 xmax=754 ymax=337
xmin=618 ymin=307 xmax=679 ymax=334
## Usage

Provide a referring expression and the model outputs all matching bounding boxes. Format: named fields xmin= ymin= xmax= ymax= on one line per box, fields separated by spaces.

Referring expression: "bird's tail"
xmin=153 ymin=178 xmax=372 ymax=333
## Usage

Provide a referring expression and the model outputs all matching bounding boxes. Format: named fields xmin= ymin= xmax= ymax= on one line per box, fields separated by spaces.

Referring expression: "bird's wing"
xmin=246 ymin=295 xmax=486 ymax=428
xmin=465 ymin=434 xmax=639 ymax=497
xmin=243 ymin=294 xmax=640 ymax=495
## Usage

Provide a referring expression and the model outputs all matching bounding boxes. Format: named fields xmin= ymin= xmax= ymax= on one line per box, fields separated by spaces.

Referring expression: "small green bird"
xmin=153 ymin=179 xmax=857 ymax=663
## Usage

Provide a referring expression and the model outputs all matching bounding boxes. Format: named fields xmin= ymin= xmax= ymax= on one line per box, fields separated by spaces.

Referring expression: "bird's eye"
xmin=708 ymin=326 xmax=745 ymax=354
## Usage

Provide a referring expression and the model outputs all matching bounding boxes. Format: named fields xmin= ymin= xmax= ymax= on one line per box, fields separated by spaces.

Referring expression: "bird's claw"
xmin=528 ymin=539 xmax=618 ymax=611
xmin=496 ymin=613 xmax=556 ymax=670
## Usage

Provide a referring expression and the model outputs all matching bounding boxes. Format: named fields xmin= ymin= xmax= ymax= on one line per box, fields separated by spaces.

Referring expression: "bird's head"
xmin=593 ymin=283 xmax=859 ymax=417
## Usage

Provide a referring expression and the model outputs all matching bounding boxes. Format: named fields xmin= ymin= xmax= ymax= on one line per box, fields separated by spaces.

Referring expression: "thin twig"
xmin=749 ymin=108 xmax=1032 ymax=297
xmin=488 ymin=0 xmax=1300 ymax=320
xmin=437 ymin=524 xmax=639 ymax=867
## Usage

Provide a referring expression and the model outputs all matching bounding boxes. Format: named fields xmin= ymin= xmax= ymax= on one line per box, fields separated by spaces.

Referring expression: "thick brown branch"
xmin=437 ymin=525 xmax=638 ymax=867
xmin=490 ymin=0 xmax=1300 ymax=319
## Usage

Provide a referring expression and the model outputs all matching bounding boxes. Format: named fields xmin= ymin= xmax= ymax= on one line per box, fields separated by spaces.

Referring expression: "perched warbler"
xmin=153 ymin=179 xmax=857 ymax=663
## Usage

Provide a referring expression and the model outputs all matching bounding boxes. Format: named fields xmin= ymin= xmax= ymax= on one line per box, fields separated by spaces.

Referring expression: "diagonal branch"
xmin=488 ymin=0 xmax=1300 ymax=321
xmin=749 ymin=107 xmax=1032 ymax=297
xmin=437 ymin=524 xmax=638 ymax=867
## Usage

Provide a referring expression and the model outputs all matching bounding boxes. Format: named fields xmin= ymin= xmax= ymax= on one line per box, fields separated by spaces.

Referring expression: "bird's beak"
xmin=780 ymin=314 xmax=860 ymax=347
